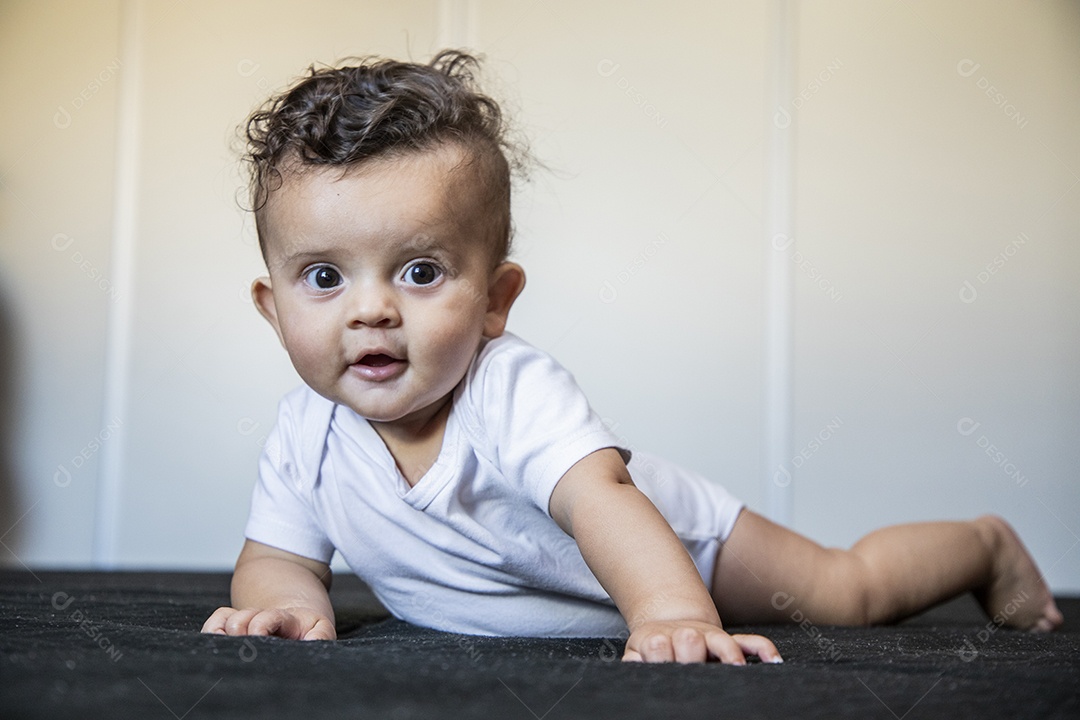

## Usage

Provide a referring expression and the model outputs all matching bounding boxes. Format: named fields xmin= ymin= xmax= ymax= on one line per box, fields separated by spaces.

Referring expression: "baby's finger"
xmin=704 ymin=631 xmax=747 ymax=665
xmin=637 ymin=632 xmax=676 ymax=663
xmin=248 ymin=609 xmax=304 ymax=639
xmin=223 ymin=608 xmax=262 ymax=636
xmin=732 ymin=634 xmax=783 ymax=664
xmin=200 ymin=606 xmax=237 ymax=635
xmin=671 ymin=627 xmax=708 ymax=663
xmin=301 ymin=617 xmax=337 ymax=641
xmin=622 ymin=648 xmax=644 ymax=662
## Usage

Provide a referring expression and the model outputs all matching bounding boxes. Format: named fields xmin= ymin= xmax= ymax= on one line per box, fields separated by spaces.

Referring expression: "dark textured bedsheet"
xmin=1 ymin=570 xmax=1077 ymax=719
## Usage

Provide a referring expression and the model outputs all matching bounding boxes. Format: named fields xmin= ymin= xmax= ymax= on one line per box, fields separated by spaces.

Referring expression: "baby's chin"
xmin=337 ymin=393 xmax=457 ymax=429
xmin=322 ymin=395 xmax=400 ymax=422
xmin=301 ymin=372 xmax=459 ymax=426
xmin=297 ymin=379 xmax=400 ymax=418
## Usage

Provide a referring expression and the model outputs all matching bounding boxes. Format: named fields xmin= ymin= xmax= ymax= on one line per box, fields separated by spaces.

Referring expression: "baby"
xmin=202 ymin=50 xmax=1063 ymax=663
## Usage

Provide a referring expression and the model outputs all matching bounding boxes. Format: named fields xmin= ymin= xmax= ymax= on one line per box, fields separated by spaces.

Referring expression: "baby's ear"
xmin=252 ymin=277 xmax=287 ymax=347
xmin=483 ymin=262 xmax=526 ymax=338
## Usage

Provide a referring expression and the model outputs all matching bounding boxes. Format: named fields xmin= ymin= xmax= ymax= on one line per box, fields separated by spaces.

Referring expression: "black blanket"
xmin=1 ymin=570 xmax=1077 ymax=718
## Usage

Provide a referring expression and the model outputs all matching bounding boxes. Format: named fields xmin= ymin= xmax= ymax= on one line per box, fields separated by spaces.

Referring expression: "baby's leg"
xmin=711 ymin=510 xmax=1063 ymax=630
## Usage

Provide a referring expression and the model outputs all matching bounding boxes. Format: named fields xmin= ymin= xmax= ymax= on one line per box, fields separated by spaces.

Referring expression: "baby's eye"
xmin=403 ymin=262 xmax=442 ymax=286
xmin=303 ymin=266 xmax=342 ymax=290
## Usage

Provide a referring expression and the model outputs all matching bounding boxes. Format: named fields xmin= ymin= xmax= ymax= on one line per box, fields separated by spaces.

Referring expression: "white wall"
xmin=0 ymin=0 xmax=122 ymax=566
xmin=791 ymin=1 xmax=1080 ymax=582
xmin=1 ymin=0 xmax=1077 ymax=592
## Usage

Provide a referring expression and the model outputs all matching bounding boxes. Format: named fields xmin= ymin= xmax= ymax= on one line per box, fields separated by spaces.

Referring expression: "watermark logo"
xmin=598 ymin=233 xmax=669 ymax=304
xmin=239 ymin=639 xmax=258 ymax=662
xmin=774 ymin=58 xmax=844 ymax=129
xmin=955 ymin=590 xmax=1029 ymax=661
xmin=237 ymin=59 xmax=272 ymax=92
xmin=51 ymin=233 xmax=121 ymax=301
xmin=957 ymin=418 xmax=1028 ymax=487
xmin=956 ymin=417 xmax=981 ymax=436
xmin=772 ymin=234 xmax=843 ymax=303
xmin=956 ymin=59 xmax=1028 ymax=130
xmin=770 ymin=591 xmax=841 ymax=661
xmin=236 ymin=417 xmax=271 ymax=453
xmin=958 ymin=233 xmax=1029 ymax=304
xmin=54 ymin=58 xmax=123 ymax=129
xmin=54 ymin=417 xmax=124 ymax=487
xmin=51 ymin=592 xmax=123 ymax=662
xmin=774 ymin=464 xmax=793 ymax=488
xmin=596 ymin=59 xmax=668 ymax=129
xmin=774 ymin=416 xmax=845 ymax=487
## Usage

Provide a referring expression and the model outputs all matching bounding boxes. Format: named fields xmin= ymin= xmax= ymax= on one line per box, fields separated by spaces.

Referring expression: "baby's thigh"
xmin=710 ymin=509 xmax=851 ymax=624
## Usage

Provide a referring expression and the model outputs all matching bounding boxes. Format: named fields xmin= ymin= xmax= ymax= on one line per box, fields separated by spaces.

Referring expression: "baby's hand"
xmin=623 ymin=620 xmax=782 ymax=664
xmin=201 ymin=606 xmax=336 ymax=641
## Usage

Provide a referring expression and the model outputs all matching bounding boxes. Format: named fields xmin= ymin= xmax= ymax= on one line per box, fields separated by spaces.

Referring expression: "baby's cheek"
xmin=283 ymin=336 xmax=328 ymax=380
xmin=422 ymin=326 xmax=475 ymax=376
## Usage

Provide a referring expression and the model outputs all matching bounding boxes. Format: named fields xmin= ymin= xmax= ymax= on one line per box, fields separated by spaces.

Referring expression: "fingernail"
xmin=769 ymin=657 xmax=784 ymax=664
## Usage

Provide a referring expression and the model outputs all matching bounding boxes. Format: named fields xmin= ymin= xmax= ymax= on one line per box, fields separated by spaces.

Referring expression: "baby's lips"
xmin=353 ymin=348 xmax=404 ymax=367
xmin=348 ymin=352 xmax=408 ymax=382
xmin=356 ymin=353 xmax=397 ymax=367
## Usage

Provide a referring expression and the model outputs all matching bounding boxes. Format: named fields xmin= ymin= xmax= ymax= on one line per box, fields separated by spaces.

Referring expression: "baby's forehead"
xmin=258 ymin=146 xmax=498 ymax=261
xmin=281 ymin=145 xmax=486 ymax=212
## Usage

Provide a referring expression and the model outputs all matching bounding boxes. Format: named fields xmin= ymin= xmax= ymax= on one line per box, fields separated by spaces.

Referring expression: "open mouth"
xmin=350 ymin=351 xmax=406 ymax=381
xmin=357 ymin=353 xmax=397 ymax=368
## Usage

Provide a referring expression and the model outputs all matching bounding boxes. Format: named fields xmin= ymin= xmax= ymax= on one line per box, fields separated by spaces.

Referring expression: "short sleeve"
xmin=243 ymin=388 xmax=336 ymax=564
xmin=458 ymin=334 xmax=629 ymax=513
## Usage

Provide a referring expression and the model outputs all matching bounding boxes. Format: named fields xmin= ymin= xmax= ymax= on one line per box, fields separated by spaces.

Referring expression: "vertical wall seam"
xmin=437 ymin=0 xmax=477 ymax=50
xmin=764 ymin=0 xmax=796 ymax=525
xmin=93 ymin=0 xmax=143 ymax=567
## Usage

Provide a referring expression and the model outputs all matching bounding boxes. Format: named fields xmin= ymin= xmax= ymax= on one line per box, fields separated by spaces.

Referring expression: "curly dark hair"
xmin=243 ymin=49 xmax=523 ymax=263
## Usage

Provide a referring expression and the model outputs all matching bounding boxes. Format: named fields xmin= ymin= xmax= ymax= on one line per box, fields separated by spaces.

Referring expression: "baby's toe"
xmin=1030 ymin=600 xmax=1064 ymax=633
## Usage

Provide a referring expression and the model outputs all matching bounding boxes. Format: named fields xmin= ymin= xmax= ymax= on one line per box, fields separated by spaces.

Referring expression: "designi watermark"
xmin=51 ymin=592 xmax=123 ymax=662
xmin=956 ymin=417 xmax=1028 ymax=487
xmin=54 ymin=58 xmax=123 ymax=129
xmin=772 ymin=234 xmax=842 ymax=303
xmin=598 ymin=233 xmax=669 ymax=303
xmin=958 ymin=233 xmax=1029 ymax=304
xmin=956 ymin=589 xmax=1029 ymax=661
xmin=51 ymin=233 xmax=121 ymax=301
xmin=774 ymin=58 xmax=844 ymax=129
xmin=54 ymin=417 xmax=123 ymax=487
xmin=774 ymin=416 xmax=844 ymax=488
xmin=771 ymin=591 xmax=841 ymax=661
xmin=956 ymin=60 xmax=1028 ymax=130
xmin=597 ymin=59 xmax=668 ymax=129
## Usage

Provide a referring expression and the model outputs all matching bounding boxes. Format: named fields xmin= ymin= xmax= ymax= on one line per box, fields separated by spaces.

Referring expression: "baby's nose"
xmin=347 ymin=283 xmax=401 ymax=327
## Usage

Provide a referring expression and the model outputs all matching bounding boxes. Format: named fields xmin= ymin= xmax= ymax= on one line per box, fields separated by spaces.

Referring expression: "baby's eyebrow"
xmin=395 ymin=232 xmax=448 ymax=256
xmin=274 ymin=248 xmax=327 ymax=268
xmin=271 ymin=233 xmax=453 ymax=271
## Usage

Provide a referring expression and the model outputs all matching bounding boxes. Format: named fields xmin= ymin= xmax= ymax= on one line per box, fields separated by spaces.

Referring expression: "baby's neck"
xmin=369 ymin=396 xmax=452 ymax=487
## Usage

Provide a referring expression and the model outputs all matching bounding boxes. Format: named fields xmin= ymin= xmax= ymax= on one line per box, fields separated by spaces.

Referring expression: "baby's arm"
xmin=549 ymin=449 xmax=781 ymax=664
xmin=201 ymin=539 xmax=336 ymax=641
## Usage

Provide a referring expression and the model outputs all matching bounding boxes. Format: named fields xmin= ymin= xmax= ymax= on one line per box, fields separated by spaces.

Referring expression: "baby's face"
xmin=254 ymin=145 xmax=508 ymax=427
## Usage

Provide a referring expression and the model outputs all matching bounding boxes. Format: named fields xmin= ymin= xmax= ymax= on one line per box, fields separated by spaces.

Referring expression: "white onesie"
xmin=244 ymin=333 xmax=744 ymax=637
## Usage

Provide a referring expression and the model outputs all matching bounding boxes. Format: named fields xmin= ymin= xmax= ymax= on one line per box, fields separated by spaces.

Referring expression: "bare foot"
xmin=973 ymin=515 xmax=1064 ymax=632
